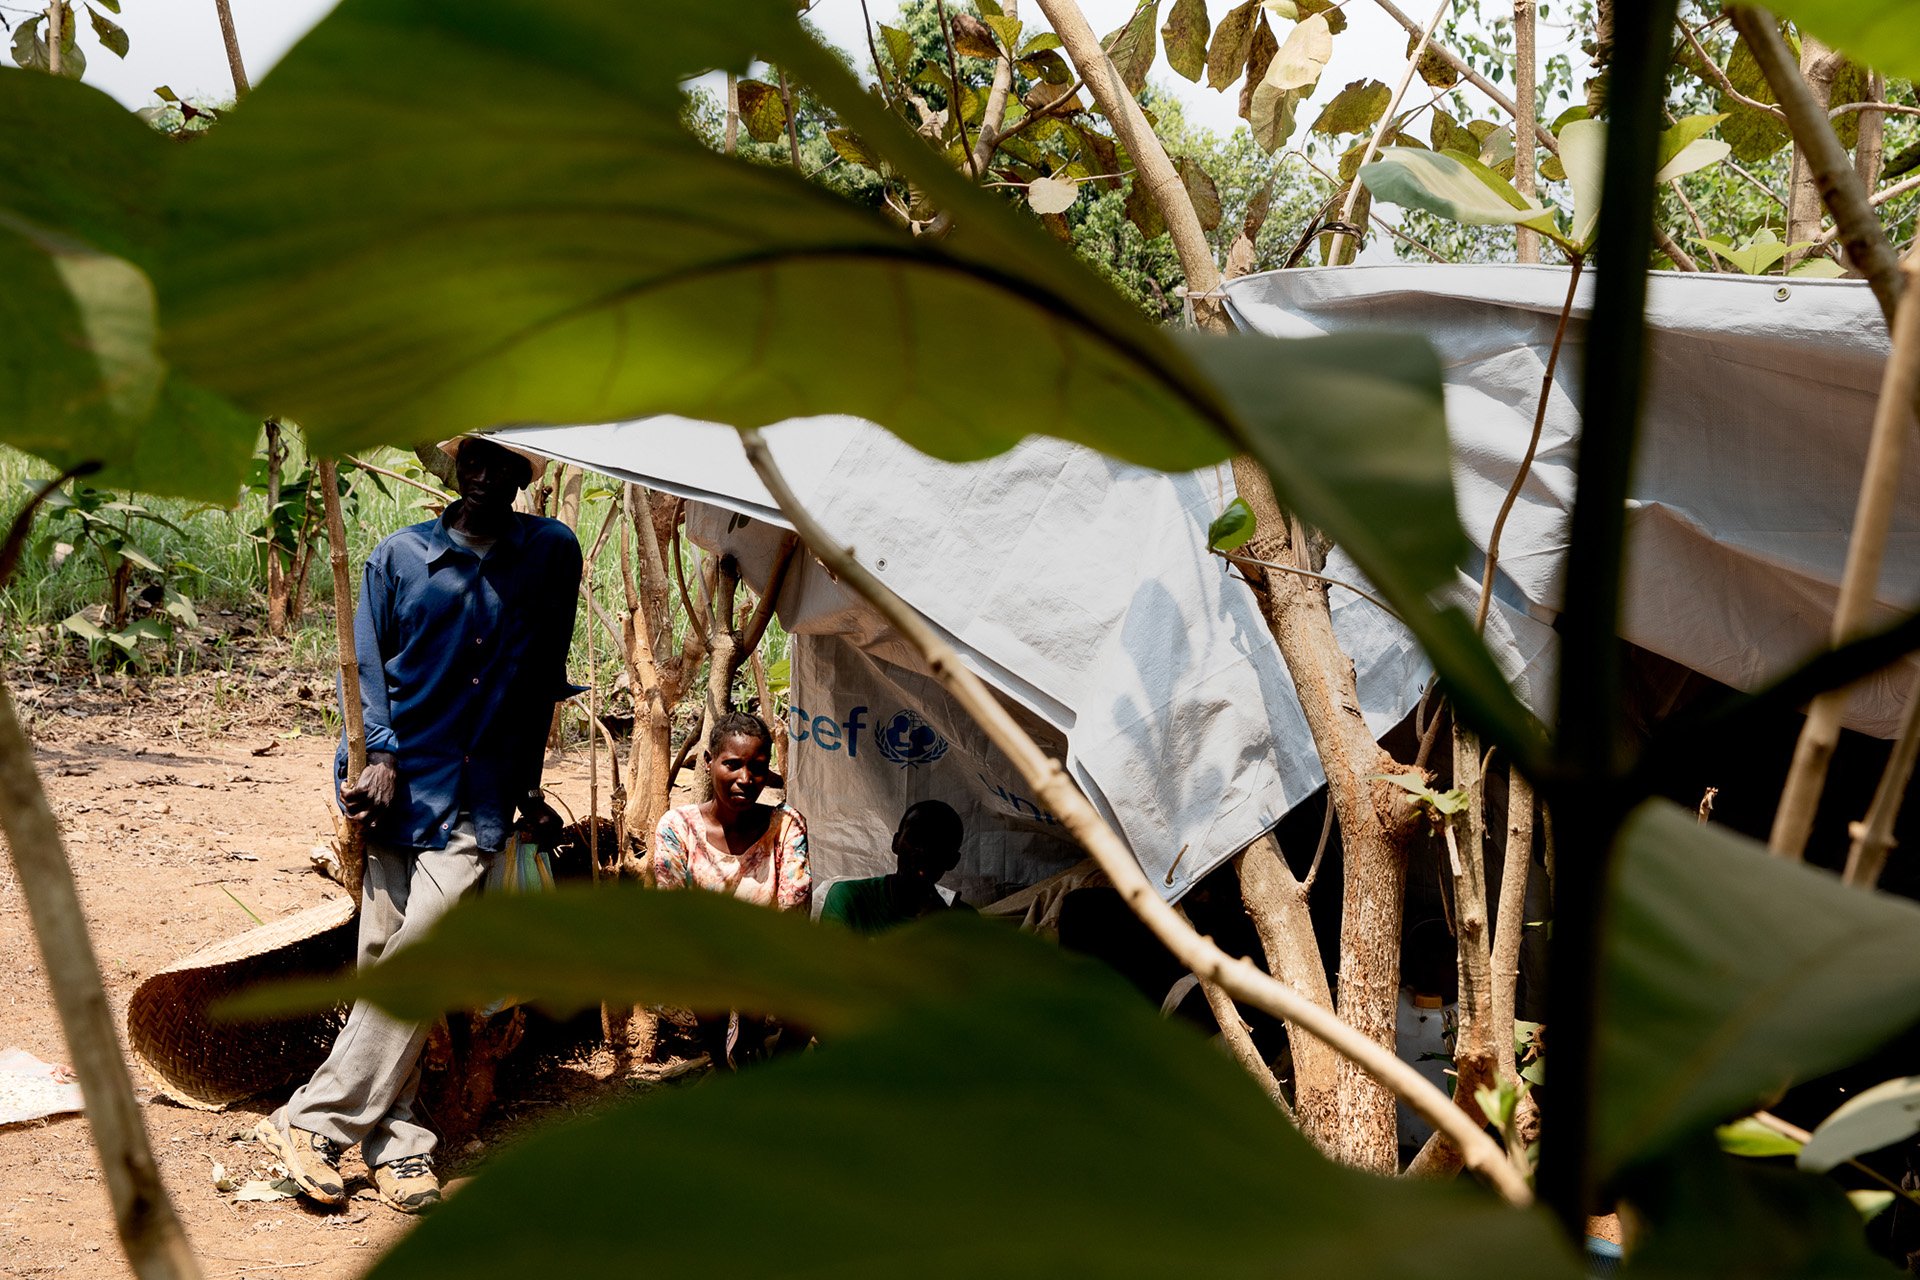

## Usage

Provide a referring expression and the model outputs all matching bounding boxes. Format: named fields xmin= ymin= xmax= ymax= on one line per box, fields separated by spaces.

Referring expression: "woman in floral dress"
xmin=653 ymin=711 xmax=809 ymax=1064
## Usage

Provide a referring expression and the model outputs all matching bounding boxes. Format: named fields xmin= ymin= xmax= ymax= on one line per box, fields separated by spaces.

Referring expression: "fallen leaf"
xmin=232 ymin=1177 xmax=301 ymax=1202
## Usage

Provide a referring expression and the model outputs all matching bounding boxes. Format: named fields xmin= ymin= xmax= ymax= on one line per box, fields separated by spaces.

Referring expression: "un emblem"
xmin=875 ymin=709 xmax=950 ymax=768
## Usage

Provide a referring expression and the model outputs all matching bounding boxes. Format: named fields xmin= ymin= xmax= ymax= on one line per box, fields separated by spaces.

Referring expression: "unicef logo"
xmin=875 ymin=709 xmax=950 ymax=768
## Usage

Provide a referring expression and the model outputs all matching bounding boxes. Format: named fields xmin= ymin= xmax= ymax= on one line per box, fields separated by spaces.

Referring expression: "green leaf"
xmin=1699 ymin=229 xmax=1792 ymax=276
xmin=1716 ymin=1117 xmax=1805 ymax=1159
xmin=825 ymin=128 xmax=882 ymax=171
xmin=59 ymin=611 xmax=106 ymax=644
xmin=1556 ymin=116 xmax=1606 ymax=250
xmin=1265 ymin=12 xmax=1330 ymax=91
xmin=1831 ymin=61 xmax=1870 ymax=150
xmin=981 ymin=14 xmax=1022 ymax=57
xmin=162 ymin=586 xmax=198 ymax=628
xmin=1850 ymin=1191 xmax=1897 ymax=1223
xmin=1205 ymin=0 xmax=1258 ymax=90
xmin=86 ymin=5 xmax=128 ymax=58
xmin=1206 ymin=496 xmax=1255 ymax=551
xmin=254 ymin=896 xmax=1584 ymax=1280
xmin=1312 ymin=78 xmax=1389 ymax=135
xmin=734 ymin=78 xmax=787 ymax=144
xmin=1598 ymin=800 xmax=1920 ymax=1180
xmin=1719 ymin=40 xmax=1790 ymax=163
xmin=1101 ymin=0 xmax=1161 ymax=94
xmin=11 ymin=16 xmax=48 ymax=72
xmin=1620 ymin=1137 xmax=1897 ymax=1280
xmin=1174 ymin=155 xmax=1221 ymax=231
xmin=1790 ymin=256 xmax=1848 ymax=278
xmin=1800 ymin=1076 xmax=1920 ymax=1174
xmin=1161 ymin=0 xmax=1208 ymax=82
xmin=948 ymin=11 xmax=999 ymax=60
xmin=1537 ymin=154 xmax=1566 ymax=182
xmin=1358 ymin=148 xmax=1558 ymax=235
xmin=0 ymin=72 xmax=256 ymax=501
xmin=1017 ymin=31 xmax=1061 ymax=56
xmin=1763 ymin=0 xmax=1920 ymax=82
xmin=878 ymin=23 xmax=913 ymax=78
xmin=117 ymin=542 xmax=162 ymax=573
xmin=1409 ymin=30 xmax=1457 ymax=88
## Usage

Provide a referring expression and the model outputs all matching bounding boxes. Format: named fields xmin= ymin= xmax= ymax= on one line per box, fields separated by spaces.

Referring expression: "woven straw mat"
xmin=127 ymin=896 xmax=356 ymax=1110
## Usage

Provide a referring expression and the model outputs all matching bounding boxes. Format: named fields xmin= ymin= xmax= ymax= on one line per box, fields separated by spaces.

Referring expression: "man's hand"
xmin=518 ymin=792 xmax=564 ymax=845
xmin=342 ymin=751 xmax=398 ymax=822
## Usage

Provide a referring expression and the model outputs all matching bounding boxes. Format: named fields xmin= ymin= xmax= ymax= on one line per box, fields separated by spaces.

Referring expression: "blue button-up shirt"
xmin=336 ymin=504 xmax=582 ymax=854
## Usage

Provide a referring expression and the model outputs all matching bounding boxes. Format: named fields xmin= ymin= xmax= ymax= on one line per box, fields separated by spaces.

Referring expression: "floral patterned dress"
xmin=652 ymin=802 xmax=811 ymax=913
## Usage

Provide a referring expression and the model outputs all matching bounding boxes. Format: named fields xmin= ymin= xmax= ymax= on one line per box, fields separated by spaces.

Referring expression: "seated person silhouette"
xmin=820 ymin=800 xmax=972 ymax=934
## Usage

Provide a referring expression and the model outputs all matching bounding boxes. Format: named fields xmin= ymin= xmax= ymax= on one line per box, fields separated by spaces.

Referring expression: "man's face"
xmin=893 ymin=818 xmax=960 ymax=885
xmin=455 ymin=441 xmax=525 ymax=514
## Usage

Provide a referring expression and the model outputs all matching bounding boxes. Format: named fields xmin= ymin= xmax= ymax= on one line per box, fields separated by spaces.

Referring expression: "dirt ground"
xmin=0 ymin=655 xmax=625 ymax=1280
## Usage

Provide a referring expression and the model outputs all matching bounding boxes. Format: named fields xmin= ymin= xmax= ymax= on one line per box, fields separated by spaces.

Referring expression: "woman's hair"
xmin=707 ymin=710 xmax=773 ymax=755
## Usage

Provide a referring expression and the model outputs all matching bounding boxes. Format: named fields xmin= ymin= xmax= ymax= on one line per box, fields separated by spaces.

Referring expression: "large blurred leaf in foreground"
xmin=251 ymin=896 xmax=1580 ymax=1279
xmin=1619 ymin=1136 xmax=1897 ymax=1280
xmin=156 ymin=0 xmax=1540 ymax=754
xmin=1597 ymin=801 xmax=1920 ymax=1182
xmin=0 ymin=72 xmax=254 ymax=502
xmin=1763 ymin=2 xmax=1920 ymax=82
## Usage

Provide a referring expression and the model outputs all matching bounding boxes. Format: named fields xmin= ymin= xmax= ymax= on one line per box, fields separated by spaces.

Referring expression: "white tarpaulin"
xmin=1223 ymin=264 xmax=1918 ymax=737
xmin=497 ymin=419 xmax=1503 ymax=900
xmin=496 ymin=265 xmax=1908 ymax=899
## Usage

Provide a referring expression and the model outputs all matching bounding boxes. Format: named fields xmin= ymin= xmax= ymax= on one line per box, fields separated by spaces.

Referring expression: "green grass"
xmin=0 ymin=433 xmax=788 ymax=749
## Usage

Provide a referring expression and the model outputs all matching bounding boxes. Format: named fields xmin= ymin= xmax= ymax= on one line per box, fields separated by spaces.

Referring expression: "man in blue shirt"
xmin=254 ymin=435 xmax=580 ymax=1213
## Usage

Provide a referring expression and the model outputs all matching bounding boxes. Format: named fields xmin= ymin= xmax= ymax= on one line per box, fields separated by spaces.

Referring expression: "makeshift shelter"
xmin=500 ymin=265 xmax=1912 ymax=906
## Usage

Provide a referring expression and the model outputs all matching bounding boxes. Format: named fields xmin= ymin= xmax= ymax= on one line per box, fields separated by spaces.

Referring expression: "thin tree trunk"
xmin=1855 ymin=73 xmax=1887 ymax=195
xmin=0 ymin=680 xmax=204 ymax=1280
xmin=286 ymin=485 xmax=319 ymax=629
xmin=211 ymin=0 xmax=249 ymax=97
xmin=45 ymin=0 xmax=62 ymax=77
xmin=1785 ymin=32 xmax=1845 ymax=263
xmin=1237 ymin=833 xmax=1341 ymax=1149
xmin=725 ymin=73 xmax=740 ymax=155
xmin=1843 ymin=672 xmax=1920 ymax=887
xmin=317 ymin=459 xmax=365 ymax=900
xmin=1492 ymin=770 xmax=1534 ymax=1084
xmin=264 ymin=420 xmax=288 ymax=637
xmin=1513 ymin=0 xmax=1540 ymax=264
xmin=1447 ymin=725 xmax=1497 ymax=1116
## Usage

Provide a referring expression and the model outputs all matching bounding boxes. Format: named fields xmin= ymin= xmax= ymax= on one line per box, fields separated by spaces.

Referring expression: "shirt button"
xmin=471 ymin=677 xmax=480 ymax=685
xmin=474 ymin=638 xmax=483 ymax=646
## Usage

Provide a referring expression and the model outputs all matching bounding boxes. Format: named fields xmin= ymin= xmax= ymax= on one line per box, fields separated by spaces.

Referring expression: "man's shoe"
xmin=251 ymin=1117 xmax=345 ymax=1206
xmin=373 ymin=1155 xmax=442 ymax=1214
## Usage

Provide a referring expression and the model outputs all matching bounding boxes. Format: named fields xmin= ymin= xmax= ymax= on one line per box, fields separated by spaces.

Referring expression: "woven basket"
xmin=127 ymin=895 xmax=357 ymax=1111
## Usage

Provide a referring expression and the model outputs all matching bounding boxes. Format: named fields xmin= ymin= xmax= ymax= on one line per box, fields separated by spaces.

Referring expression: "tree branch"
xmin=1329 ymin=0 xmax=1453 ymax=265
xmin=1842 ymin=669 xmax=1920 ymax=887
xmin=0 ymin=680 xmax=204 ymax=1280
xmin=211 ymin=0 xmax=249 ymax=97
xmin=740 ymin=427 xmax=1533 ymax=1206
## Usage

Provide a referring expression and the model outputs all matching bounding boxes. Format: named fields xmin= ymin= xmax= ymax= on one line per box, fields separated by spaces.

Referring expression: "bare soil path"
xmin=1 ymin=666 xmax=614 ymax=1280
